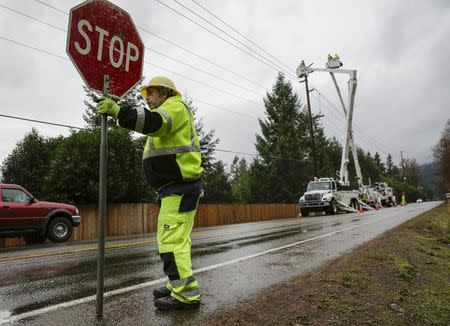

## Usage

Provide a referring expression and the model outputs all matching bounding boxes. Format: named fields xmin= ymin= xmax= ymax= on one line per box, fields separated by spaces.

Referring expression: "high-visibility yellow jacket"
xmin=117 ymin=96 xmax=202 ymax=190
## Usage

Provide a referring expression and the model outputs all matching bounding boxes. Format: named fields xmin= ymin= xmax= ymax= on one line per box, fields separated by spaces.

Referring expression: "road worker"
xmin=97 ymin=76 xmax=202 ymax=310
xmin=401 ymin=192 xmax=406 ymax=206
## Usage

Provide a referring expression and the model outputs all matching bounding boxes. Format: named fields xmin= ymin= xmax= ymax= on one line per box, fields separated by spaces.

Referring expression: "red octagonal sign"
xmin=66 ymin=0 xmax=144 ymax=98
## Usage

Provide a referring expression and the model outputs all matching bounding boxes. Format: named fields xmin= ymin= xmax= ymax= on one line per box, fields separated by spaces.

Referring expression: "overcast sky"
xmin=1 ymin=0 xmax=449 ymax=173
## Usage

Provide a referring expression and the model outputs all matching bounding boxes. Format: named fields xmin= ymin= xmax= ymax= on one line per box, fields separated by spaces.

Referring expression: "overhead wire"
xmin=315 ymin=97 xmax=398 ymax=158
xmin=300 ymin=87 xmax=391 ymax=156
xmin=0 ymin=3 xmax=65 ymax=32
xmin=155 ymin=0 xmax=298 ymax=79
xmin=189 ymin=0 xmax=293 ymax=72
xmin=181 ymin=1 xmax=398 ymax=156
xmin=32 ymin=0 xmax=269 ymax=91
xmin=157 ymin=0 xmax=397 ymax=157
xmin=0 ymin=2 xmax=265 ymax=102
xmin=164 ymin=0 xmax=296 ymax=78
xmin=147 ymin=62 xmax=262 ymax=107
xmin=0 ymin=113 xmax=85 ymax=130
xmin=0 ymin=113 xmax=321 ymax=163
xmin=8 ymin=0 xmax=398 ymax=164
xmin=311 ymin=90 xmax=399 ymax=156
xmin=0 ymin=34 xmax=261 ymax=123
xmin=0 ymin=4 xmax=267 ymax=117
xmin=148 ymin=47 xmax=264 ymax=97
xmin=31 ymin=0 xmax=398 ymax=159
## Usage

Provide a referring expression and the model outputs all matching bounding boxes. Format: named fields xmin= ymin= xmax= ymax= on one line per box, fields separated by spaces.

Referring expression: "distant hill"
xmin=421 ymin=162 xmax=438 ymax=187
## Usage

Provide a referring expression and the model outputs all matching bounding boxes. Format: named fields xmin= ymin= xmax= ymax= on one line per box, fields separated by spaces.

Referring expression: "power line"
xmin=311 ymin=90 xmax=399 ymax=155
xmin=0 ymin=35 xmax=67 ymax=60
xmin=137 ymin=26 xmax=270 ymax=92
xmin=29 ymin=0 xmax=394 ymax=156
xmin=0 ymin=32 xmax=394 ymax=162
xmin=0 ymin=1 xmax=266 ymax=110
xmin=32 ymin=0 xmax=269 ymax=91
xmin=190 ymin=0 xmax=293 ymax=73
xmin=189 ymin=97 xmax=259 ymax=121
xmin=146 ymin=62 xmax=262 ymax=107
xmin=0 ymin=2 xmax=266 ymax=101
xmin=0 ymin=113 xmax=85 ymax=130
xmin=0 ymin=113 xmax=321 ymax=163
xmin=155 ymin=0 xmax=297 ymax=79
xmin=0 ymin=35 xmax=263 ymax=122
xmin=177 ymin=0 xmax=393 ymax=152
xmin=0 ymin=3 xmax=65 ymax=32
xmin=15 ymin=0 xmax=397 ymax=163
xmin=147 ymin=47 xmax=264 ymax=97
xmin=33 ymin=0 xmax=67 ymax=15
xmin=165 ymin=0 xmax=296 ymax=78
xmin=313 ymin=97 xmax=394 ymax=157
xmin=182 ymin=0 xmax=299 ymax=79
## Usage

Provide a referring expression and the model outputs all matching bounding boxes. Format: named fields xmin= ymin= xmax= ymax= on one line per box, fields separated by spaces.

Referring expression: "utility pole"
xmin=400 ymin=151 xmax=406 ymax=182
xmin=304 ymin=74 xmax=318 ymax=177
xmin=297 ymin=56 xmax=361 ymax=187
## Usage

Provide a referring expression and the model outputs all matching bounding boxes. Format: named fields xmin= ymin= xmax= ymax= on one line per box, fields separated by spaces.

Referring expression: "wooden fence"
xmin=3 ymin=203 xmax=299 ymax=247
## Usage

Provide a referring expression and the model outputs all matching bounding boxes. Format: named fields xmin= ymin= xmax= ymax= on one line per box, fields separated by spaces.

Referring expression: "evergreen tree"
xmin=185 ymin=97 xmax=233 ymax=203
xmin=315 ymin=125 xmax=342 ymax=179
xmin=403 ymin=158 xmax=422 ymax=187
xmin=230 ymin=156 xmax=251 ymax=203
xmin=250 ymin=72 xmax=310 ymax=203
xmin=44 ymin=128 xmax=153 ymax=204
xmin=433 ymin=119 xmax=450 ymax=192
xmin=200 ymin=161 xmax=234 ymax=203
xmin=374 ymin=152 xmax=385 ymax=175
xmin=0 ymin=128 xmax=62 ymax=199
xmin=40 ymin=84 xmax=154 ymax=204
xmin=385 ymin=153 xmax=394 ymax=177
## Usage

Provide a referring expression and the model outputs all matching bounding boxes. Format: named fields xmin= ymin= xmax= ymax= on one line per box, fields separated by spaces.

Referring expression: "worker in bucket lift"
xmin=327 ymin=53 xmax=343 ymax=69
xmin=97 ymin=76 xmax=202 ymax=310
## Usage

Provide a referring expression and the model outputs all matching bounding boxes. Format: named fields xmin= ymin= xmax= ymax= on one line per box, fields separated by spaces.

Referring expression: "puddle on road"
xmin=192 ymin=227 xmax=318 ymax=257
xmin=304 ymin=226 xmax=323 ymax=232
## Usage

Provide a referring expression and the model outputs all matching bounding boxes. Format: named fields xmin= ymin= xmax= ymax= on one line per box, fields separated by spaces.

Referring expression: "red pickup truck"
xmin=0 ymin=184 xmax=81 ymax=244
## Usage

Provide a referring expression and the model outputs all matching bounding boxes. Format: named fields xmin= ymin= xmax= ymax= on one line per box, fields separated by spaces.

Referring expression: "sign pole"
xmin=67 ymin=1 xmax=144 ymax=317
xmin=96 ymin=74 xmax=109 ymax=318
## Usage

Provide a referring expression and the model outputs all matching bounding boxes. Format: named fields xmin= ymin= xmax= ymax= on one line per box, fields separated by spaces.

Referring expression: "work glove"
xmin=97 ymin=97 xmax=120 ymax=118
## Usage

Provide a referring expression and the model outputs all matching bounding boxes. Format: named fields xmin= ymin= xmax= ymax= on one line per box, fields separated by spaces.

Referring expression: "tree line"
xmin=1 ymin=74 xmax=442 ymax=205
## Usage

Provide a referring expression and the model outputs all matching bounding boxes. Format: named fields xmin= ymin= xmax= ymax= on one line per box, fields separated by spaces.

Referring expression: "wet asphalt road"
xmin=0 ymin=201 xmax=442 ymax=325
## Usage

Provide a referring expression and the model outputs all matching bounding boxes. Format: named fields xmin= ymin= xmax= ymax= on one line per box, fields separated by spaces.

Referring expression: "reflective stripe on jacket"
xmin=117 ymin=96 xmax=202 ymax=189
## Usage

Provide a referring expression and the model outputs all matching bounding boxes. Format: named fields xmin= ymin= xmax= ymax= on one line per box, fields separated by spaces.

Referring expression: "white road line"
xmin=0 ymin=206 xmax=434 ymax=325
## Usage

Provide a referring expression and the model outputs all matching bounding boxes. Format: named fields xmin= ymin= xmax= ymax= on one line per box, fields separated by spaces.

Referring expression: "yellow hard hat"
xmin=140 ymin=76 xmax=181 ymax=98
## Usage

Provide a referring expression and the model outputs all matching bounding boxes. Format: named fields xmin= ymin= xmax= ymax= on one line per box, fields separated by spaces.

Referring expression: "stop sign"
xmin=66 ymin=0 xmax=144 ymax=98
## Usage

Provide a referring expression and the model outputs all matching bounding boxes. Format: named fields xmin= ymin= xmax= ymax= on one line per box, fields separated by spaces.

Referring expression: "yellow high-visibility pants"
xmin=157 ymin=193 xmax=201 ymax=303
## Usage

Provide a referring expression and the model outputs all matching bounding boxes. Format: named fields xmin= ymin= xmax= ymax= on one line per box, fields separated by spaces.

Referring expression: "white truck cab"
xmin=299 ymin=178 xmax=360 ymax=217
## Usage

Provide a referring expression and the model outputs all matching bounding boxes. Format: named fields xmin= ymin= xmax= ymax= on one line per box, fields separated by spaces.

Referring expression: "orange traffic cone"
xmin=359 ymin=205 xmax=364 ymax=213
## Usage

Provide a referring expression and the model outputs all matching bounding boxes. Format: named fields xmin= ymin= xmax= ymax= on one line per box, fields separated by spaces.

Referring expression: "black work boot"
xmin=154 ymin=296 xmax=200 ymax=310
xmin=153 ymin=286 xmax=171 ymax=299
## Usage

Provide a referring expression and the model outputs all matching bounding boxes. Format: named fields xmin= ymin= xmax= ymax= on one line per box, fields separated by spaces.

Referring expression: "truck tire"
xmin=300 ymin=208 xmax=309 ymax=217
xmin=327 ymin=199 xmax=338 ymax=215
xmin=351 ymin=199 xmax=359 ymax=210
xmin=47 ymin=216 xmax=73 ymax=242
